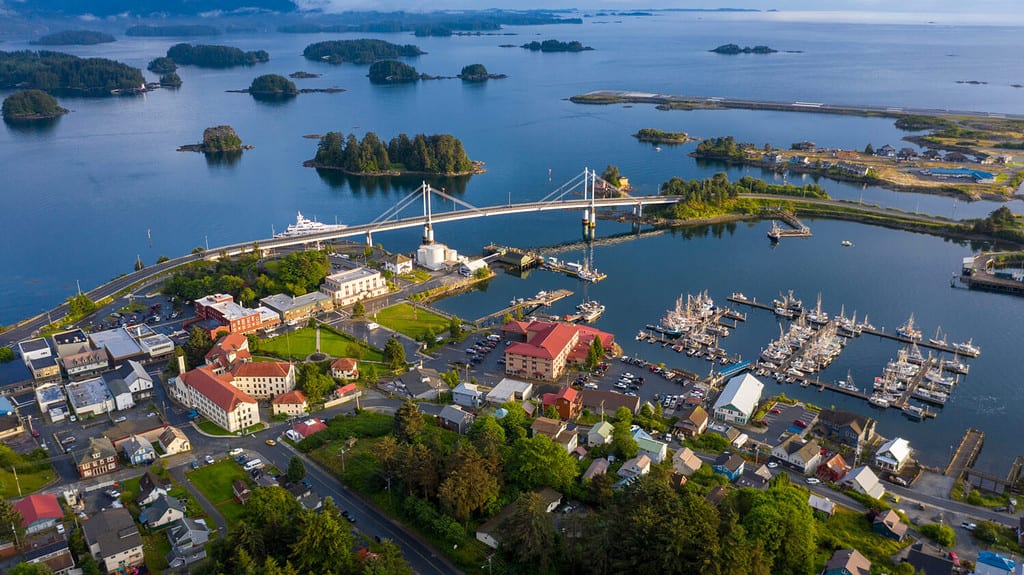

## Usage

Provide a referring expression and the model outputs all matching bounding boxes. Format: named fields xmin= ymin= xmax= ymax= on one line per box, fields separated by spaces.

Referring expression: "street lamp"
xmin=338 ymin=447 xmax=349 ymax=474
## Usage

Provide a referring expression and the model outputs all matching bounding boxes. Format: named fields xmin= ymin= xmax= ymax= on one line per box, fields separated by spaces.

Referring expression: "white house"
xmin=712 ymin=373 xmax=764 ymax=425
xmin=384 ymin=254 xmax=413 ymax=275
xmin=618 ymin=454 xmax=652 ymax=478
xmin=452 ymin=382 xmax=484 ymax=408
xmin=588 ymin=421 xmax=613 ymax=446
xmin=842 ymin=466 xmax=886 ymax=500
xmin=771 ymin=435 xmax=822 ymax=475
xmin=875 ymin=437 xmax=911 ymax=472
xmin=319 ymin=267 xmax=388 ymax=306
xmin=105 ymin=377 xmax=135 ymax=411
xmin=486 ymin=378 xmax=534 ymax=405
xmin=109 ymin=360 xmax=154 ymax=401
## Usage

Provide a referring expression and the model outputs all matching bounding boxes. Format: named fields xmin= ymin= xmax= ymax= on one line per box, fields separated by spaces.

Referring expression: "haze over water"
xmin=2 ymin=12 xmax=1022 ymax=471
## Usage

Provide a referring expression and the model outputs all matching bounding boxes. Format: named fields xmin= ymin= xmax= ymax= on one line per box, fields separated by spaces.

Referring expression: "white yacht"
xmin=275 ymin=211 xmax=346 ymax=238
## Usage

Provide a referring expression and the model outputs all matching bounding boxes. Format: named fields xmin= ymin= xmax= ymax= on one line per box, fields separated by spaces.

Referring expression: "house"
xmin=177 ymin=366 xmax=259 ymax=433
xmin=437 ymin=405 xmax=475 ymax=434
xmin=672 ymin=447 xmax=703 ymax=477
xmin=13 ymin=494 xmax=63 ymax=535
xmin=233 ymin=479 xmax=252 ymax=504
xmin=817 ymin=409 xmax=876 ymax=450
xmin=583 ymin=458 xmax=609 ymax=481
xmin=842 ymin=466 xmax=886 ymax=500
xmin=77 ymin=437 xmax=119 ymax=478
xmin=713 ymin=453 xmax=745 ymax=482
xmin=876 ymin=144 xmax=897 ymax=157
xmin=136 ymin=471 xmax=170 ymax=506
xmin=330 ymin=357 xmax=359 ymax=380
xmin=397 ymin=368 xmax=447 ymax=401
xmin=675 ymin=406 xmax=709 ymax=437
xmin=818 ymin=454 xmax=851 ymax=482
xmin=272 ymin=390 xmax=308 ymax=417
xmin=452 ymin=382 xmax=484 ymax=408
xmin=292 ymin=418 xmax=328 ymax=438
xmin=65 ymin=377 xmax=115 ymax=417
xmin=27 ymin=355 xmax=61 ymax=381
xmin=83 ymin=508 xmax=144 ymax=574
xmin=921 ymin=149 xmax=943 ymax=160
xmin=105 ymin=360 xmax=154 ymax=402
xmin=587 ymin=421 xmax=613 ymax=445
xmin=875 ymin=437 xmax=911 ymax=472
xmin=122 ymin=434 xmax=156 ymax=465
xmin=764 ymin=152 xmax=784 ymax=164
xmin=259 ymin=292 xmax=334 ymax=324
xmin=22 ymin=535 xmax=75 ymax=575
xmin=906 ymin=543 xmax=956 ymax=575
xmin=486 ymin=378 xmax=534 ymax=405
xmin=530 ymin=417 xmax=578 ymax=453
xmin=872 ymin=509 xmax=907 ymax=541
xmin=618 ymin=454 xmax=652 ymax=478
xmin=319 ymin=267 xmax=388 ymax=306
xmin=578 ymin=389 xmax=640 ymax=415
xmin=140 ymin=494 xmax=186 ymax=529
xmin=944 ymin=151 xmax=969 ymax=163
xmin=632 ymin=428 xmax=667 ymax=463
xmin=157 ymin=426 xmax=191 ymax=455
xmin=808 ymin=494 xmax=836 ymax=517
xmin=737 ymin=464 xmax=773 ymax=489
xmin=502 ymin=320 xmax=614 ymax=381
xmin=705 ymin=486 xmax=729 ymax=507
xmin=791 ymin=141 xmax=816 ymax=151
xmin=976 ymin=552 xmax=1018 ymax=575
xmin=712 ymin=373 xmax=764 ymax=425
xmin=230 ymin=361 xmax=296 ymax=400
xmin=709 ymin=423 xmax=748 ymax=448
xmin=166 ymin=518 xmax=211 ymax=568
xmin=541 ymin=386 xmax=582 ymax=420
xmin=771 ymin=436 xmax=822 ymax=475
xmin=325 ymin=383 xmax=362 ymax=408
xmin=822 ymin=548 xmax=871 ymax=575
xmin=205 ymin=333 xmax=251 ymax=372
xmin=105 ymin=377 xmax=134 ymax=411
xmin=897 ymin=147 xmax=918 ymax=160
xmin=384 ymin=254 xmax=413 ymax=275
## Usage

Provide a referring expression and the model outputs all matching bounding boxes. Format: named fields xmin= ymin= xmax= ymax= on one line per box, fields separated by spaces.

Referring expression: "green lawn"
xmin=813 ymin=508 xmax=910 ymax=570
xmin=399 ymin=269 xmax=432 ymax=283
xmin=187 ymin=460 xmax=248 ymax=505
xmin=0 ymin=467 xmax=54 ymax=498
xmin=372 ymin=302 xmax=449 ymax=340
xmin=142 ymin=531 xmax=172 ymax=573
xmin=259 ymin=326 xmax=383 ymax=362
xmin=197 ymin=420 xmax=265 ymax=436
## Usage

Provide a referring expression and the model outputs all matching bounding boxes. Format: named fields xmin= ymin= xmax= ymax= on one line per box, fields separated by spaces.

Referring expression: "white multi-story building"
xmin=229 ymin=361 xmax=296 ymax=399
xmin=319 ymin=267 xmax=388 ymax=306
xmin=178 ymin=366 xmax=259 ymax=433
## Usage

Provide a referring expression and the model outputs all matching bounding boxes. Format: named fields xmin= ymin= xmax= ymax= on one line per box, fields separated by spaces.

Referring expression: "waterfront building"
xmin=177 ymin=366 xmax=259 ymax=433
xmin=817 ymin=409 xmax=876 ymax=450
xmin=319 ymin=267 xmax=388 ymax=306
xmin=502 ymin=320 xmax=614 ymax=382
xmin=712 ymin=373 xmax=764 ymax=425
xmin=875 ymin=437 xmax=912 ymax=472
xmin=384 ymin=253 xmax=413 ymax=275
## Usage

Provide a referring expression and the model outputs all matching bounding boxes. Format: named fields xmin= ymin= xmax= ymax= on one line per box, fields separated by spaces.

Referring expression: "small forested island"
xmin=178 ymin=125 xmax=252 ymax=153
xmin=633 ymin=128 xmax=693 ymax=144
xmin=711 ymin=43 xmax=778 ymax=54
xmin=2 ymin=89 xmax=68 ymax=121
xmin=302 ymin=39 xmax=424 ymax=65
xmin=458 ymin=63 xmax=506 ymax=81
xmin=521 ymin=39 xmax=593 ymax=52
xmin=147 ymin=57 xmax=177 ymax=74
xmin=248 ymin=74 xmax=297 ymax=94
xmin=166 ymin=43 xmax=269 ymax=68
xmin=280 ymin=10 xmax=579 ymax=34
xmin=0 ymin=50 xmax=144 ymax=95
xmin=126 ymin=24 xmax=220 ymax=37
xmin=160 ymin=72 xmax=182 ymax=87
xmin=368 ymin=60 xmax=420 ymax=84
xmin=289 ymin=71 xmax=321 ymax=79
xmin=31 ymin=30 xmax=116 ymax=46
xmin=307 ymin=132 xmax=483 ymax=176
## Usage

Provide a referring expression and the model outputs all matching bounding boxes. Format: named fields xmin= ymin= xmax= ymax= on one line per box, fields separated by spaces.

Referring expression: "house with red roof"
xmin=330 ymin=357 xmax=359 ymax=380
xmin=205 ymin=333 xmax=251 ymax=373
xmin=178 ymin=366 xmax=259 ymax=433
xmin=293 ymin=418 xmax=328 ymax=438
xmin=272 ymin=390 xmax=307 ymax=417
xmin=230 ymin=361 xmax=296 ymax=400
xmin=502 ymin=321 xmax=614 ymax=381
xmin=542 ymin=386 xmax=582 ymax=420
xmin=13 ymin=493 xmax=63 ymax=535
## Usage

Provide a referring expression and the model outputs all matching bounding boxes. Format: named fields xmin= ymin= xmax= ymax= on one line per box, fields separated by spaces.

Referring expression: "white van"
xmin=243 ymin=459 xmax=264 ymax=471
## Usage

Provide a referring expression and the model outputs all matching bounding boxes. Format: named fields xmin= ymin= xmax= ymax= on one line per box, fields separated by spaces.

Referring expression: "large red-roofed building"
xmin=205 ymin=333 xmax=251 ymax=373
xmin=502 ymin=321 xmax=614 ymax=381
xmin=13 ymin=493 xmax=63 ymax=535
xmin=178 ymin=366 xmax=259 ymax=433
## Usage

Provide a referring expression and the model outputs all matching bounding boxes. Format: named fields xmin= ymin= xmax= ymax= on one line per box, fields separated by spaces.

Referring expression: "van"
xmin=243 ymin=459 xmax=264 ymax=471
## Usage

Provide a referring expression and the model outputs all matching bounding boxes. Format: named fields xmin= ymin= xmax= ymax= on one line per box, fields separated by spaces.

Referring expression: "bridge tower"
xmin=581 ymin=167 xmax=590 ymax=227
xmin=589 ymin=169 xmax=597 ymax=229
xmin=421 ymin=181 xmax=435 ymax=245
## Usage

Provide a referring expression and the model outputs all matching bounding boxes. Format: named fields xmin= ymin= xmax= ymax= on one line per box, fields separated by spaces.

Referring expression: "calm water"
xmin=2 ymin=13 xmax=1022 ymax=470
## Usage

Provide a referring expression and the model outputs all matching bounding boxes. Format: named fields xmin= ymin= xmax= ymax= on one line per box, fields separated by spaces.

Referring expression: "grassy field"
xmin=372 ymin=302 xmax=449 ymax=340
xmin=0 ymin=466 xmax=54 ymax=498
xmin=187 ymin=460 xmax=249 ymax=526
xmin=259 ymin=326 xmax=383 ymax=362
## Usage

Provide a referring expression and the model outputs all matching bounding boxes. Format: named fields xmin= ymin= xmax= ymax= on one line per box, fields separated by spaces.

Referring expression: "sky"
xmin=291 ymin=0 xmax=1024 ymax=25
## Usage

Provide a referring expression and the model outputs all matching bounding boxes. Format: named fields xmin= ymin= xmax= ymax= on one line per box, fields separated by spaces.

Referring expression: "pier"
xmin=957 ymin=252 xmax=1024 ymax=296
xmin=945 ymin=428 xmax=985 ymax=477
xmin=766 ymin=209 xmax=812 ymax=241
xmin=473 ymin=289 xmax=573 ymax=325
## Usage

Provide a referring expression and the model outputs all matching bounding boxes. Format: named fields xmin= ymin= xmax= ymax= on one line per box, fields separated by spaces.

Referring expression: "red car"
xmin=948 ymin=552 xmax=959 ymax=566
xmin=793 ymin=419 xmax=808 ymax=428
xmin=770 ymin=408 xmax=782 ymax=415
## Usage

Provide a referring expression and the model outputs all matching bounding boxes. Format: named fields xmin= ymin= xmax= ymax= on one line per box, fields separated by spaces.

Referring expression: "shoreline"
xmin=302 ymin=159 xmax=486 ymax=177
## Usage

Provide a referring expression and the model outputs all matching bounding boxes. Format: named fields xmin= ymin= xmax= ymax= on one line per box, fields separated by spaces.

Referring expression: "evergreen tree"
xmin=286 ymin=456 xmax=306 ymax=483
xmin=383 ymin=337 xmax=406 ymax=370
xmin=393 ymin=401 xmax=424 ymax=443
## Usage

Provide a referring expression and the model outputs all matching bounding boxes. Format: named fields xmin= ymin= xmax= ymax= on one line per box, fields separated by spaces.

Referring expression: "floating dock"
xmin=473 ymin=289 xmax=573 ymax=325
xmin=945 ymin=428 xmax=985 ymax=477
xmin=766 ymin=209 xmax=812 ymax=241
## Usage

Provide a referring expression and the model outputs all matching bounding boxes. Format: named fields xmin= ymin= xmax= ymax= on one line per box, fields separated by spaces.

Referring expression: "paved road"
xmin=739 ymin=194 xmax=958 ymax=224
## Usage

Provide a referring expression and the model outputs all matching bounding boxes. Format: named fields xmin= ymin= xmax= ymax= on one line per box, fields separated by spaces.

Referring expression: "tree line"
xmin=653 ymin=173 xmax=827 ymax=219
xmin=313 ymin=131 xmax=475 ymax=175
xmin=162 ymin=250 xmax=330 ymax=304
xmin=31 ymin=30 xmax=116 ymax=46
xmin=302 ymin=39 xmax=423 ymax=65
xmin=0 ymin=50 xmax=144 ymax=93
xmin=521 ymin=39 xmax=593 ymax=52
xmin=166 ymin=43 xmax=269 ymax=68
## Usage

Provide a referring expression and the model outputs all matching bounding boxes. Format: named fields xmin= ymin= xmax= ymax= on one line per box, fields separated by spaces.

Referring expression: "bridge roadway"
xmin=2 ymin=194 xmax=954 ymax=346
xmin=577 ymin=90 xmax=1024 ymax=120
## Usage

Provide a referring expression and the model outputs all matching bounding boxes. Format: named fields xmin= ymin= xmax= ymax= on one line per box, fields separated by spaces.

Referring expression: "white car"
xmin=229 ymin=448 xmax=243 ymax=456
xmin=805 ymin=477 xmax=820 ymax=485
xmin=204 ymin=455 xmax=215 ymax=465
xmin=113 ymin=416 xmax=127 ymax=423
xmin=767 ymin=462 xmax=778 ymax=468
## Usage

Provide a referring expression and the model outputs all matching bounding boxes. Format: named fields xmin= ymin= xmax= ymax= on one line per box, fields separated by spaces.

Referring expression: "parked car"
xmin=265 ymin=439 xmax=277 ymax=446
xmin=114 ymin=416 xmax=128 ymax=423
xmin=191 ymin=460 xmax=200 ymax=470
xmin=960 ymin=522 xmax=976 ymax=531
xmin=793 ymin=419 xmax=808 ymax=428
xmin=769 ymin=408 xmax=782 ymax=415
xmin=767 ymin=462 xmax=778 ymax=469
xmin=805 ymin=477 xmax=820 ymax=485
xmin=204 ymin=455 xmax=215 ymax=465
xmin=341 ymin=510 xmax=356 ymax=523
xmin=229 ymin=448 xmax=243 ymax=456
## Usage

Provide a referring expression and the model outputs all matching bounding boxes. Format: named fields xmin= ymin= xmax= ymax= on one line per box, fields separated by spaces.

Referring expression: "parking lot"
xmin=744 ymin=400 xmax=818 ymax=445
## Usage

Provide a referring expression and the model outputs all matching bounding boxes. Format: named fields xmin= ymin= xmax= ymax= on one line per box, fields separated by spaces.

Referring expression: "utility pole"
xmin=12 ymin=465 xmax=21 ymax=496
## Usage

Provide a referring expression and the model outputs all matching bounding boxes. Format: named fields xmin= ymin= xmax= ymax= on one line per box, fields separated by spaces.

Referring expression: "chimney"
xmin=177 ymin=353 xmax=187 ymax=374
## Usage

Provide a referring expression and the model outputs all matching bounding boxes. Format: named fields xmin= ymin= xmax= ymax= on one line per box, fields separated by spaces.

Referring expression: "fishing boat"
xmin=836 ymin=370 xmax=858 ymax=392
xmin=928 ymin=326 xmax=948 ymax=347
xmin=903 ymin=405 xmax=925 ymax=420
xmin=806 ymin=293 xmax=829 ymax=325
xmin=841 ymin=240 xmax=854 ymax=247
xmin=868 ymin=395 xmax=891 ymax=408
xmin=896 ymin=314 xmax=923 ymax=341
xmin=773 ymin=290 xmax=804 ymax=315
xmin=768 ymin=220 xmax=783 ymax=241
xmin=274 ymin=211 xmax=346 ymax=238
xmin=941 ymin=357 xmax=970 ymax=375
xmin=951 ymin=339 xmax=981 ymax=357
xmin=577 ymin=300 xmax=605 ymax=322
xmin=913 ymin=388 xmax=949 ymax=405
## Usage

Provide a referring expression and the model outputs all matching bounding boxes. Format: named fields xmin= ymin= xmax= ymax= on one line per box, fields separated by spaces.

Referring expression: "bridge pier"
xmin=365 ymin=232 xmax=373 ymax=246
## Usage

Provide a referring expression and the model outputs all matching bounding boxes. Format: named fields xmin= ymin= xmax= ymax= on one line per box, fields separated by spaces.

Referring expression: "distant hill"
xmin=31 ymin=30 xmax=116 ymax=46
xmin=8 ymin=0 xmax=295 ymax=17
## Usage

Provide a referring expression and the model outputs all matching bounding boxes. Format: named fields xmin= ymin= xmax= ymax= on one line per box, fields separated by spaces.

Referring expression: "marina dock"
xmin=766 ymin=209 xmax=812 ymax=241
xmin=473 ymin=289 xmax=573 ymax=325
xmin=945 ymin=428 xmax=985 ymax=477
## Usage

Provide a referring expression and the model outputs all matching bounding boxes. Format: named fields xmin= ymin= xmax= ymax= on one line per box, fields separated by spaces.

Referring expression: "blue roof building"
xmin=976 ymin=551 xmax=1016 ymax=574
